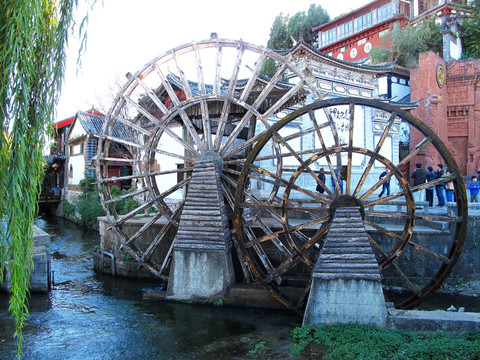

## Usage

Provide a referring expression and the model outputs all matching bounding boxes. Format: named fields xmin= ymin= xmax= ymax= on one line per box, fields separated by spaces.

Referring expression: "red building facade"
xmin=410 ymin=51 xmax=480 ymax=176
xmin=314 ymin=0 xmax=469 ymax=63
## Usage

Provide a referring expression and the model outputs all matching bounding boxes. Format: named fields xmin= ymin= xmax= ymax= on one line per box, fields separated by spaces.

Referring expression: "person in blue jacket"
xmin=469 ymin=175 xmax=480 ymax=203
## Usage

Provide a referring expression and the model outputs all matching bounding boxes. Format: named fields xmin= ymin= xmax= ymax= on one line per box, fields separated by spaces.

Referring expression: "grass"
xmin=289 ymin=323 xmax=480 ymax=359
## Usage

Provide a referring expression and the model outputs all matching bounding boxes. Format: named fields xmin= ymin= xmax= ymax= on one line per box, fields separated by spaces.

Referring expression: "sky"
xmin=56 ymin=0 xmax=371 ymax=121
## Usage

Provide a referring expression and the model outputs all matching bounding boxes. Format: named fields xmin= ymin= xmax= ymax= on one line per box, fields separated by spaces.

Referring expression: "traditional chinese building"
xmin=313 ymin=0 xmax=469 ymax=63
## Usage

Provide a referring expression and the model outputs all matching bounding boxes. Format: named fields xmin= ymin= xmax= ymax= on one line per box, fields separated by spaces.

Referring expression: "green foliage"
xmin=263 ymin=4 xmax=330 ymax=76
xmin=61 ymin=199 xmax=76 ymax=218
xmin=206 ymin=297 xmax=223 ymax=306
xmin=0 ymin=0 xmax=92 ymax=354
xmin=370 ymin=18 xmax=442 ymax=68
xmin=110 ymin=186 xmax=141 ymax=215
xmin=461 ymin=0 xmax=480 ymax=58
xmin=290 ymin=323 xmax=480 ymax=359
xmin=267 ymin=5 xmax=330 ymax=50
xmin=247 ymin=341 xmax=267 ymax=356
xmin=76 ymin=176 xmax=104 ymax=228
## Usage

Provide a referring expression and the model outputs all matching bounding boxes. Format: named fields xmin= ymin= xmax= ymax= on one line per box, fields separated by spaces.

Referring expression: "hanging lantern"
xmin=51 ymin=163 xmax=60 ymax=172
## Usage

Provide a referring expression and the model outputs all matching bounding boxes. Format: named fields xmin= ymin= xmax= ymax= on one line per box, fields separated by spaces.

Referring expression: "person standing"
xmin=425 ymin=166 xmax=436 ymax=207
xmin=443 ymin=169 xmax=454 ymax=202
xmin=378 ymin=168 xmax=390 ymax=198
xmin=411 ymin=163 xmax=427 ymax=205
xmin=469 ymin=175 xmax=480 ymax=203
xmin=435 ymin=164 xmax=445 ymax=206
xmin=316 ymin=168 xmax=326 ymax=194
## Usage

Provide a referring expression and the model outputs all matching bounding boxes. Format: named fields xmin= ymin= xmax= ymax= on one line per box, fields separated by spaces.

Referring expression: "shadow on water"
xmin=0 ymin=214 xmax=300 ymax=360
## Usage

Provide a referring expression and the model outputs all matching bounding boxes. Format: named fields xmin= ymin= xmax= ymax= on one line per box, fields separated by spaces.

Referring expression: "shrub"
xmin=290 ymin=323 xmax=480 ymax=360
xmin=62 ymin=199 xmax=76 ymax=218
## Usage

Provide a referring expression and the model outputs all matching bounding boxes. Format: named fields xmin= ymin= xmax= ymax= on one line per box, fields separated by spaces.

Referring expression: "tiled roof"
xmin=76 ymin=111 xmax=134 ymax=141
xmin=276 ymin=41 xmax=409 ymax=75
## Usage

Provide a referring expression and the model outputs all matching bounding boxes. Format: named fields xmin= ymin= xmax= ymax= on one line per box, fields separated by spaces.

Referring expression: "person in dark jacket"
xmin=435 ymin=163 xmax=445 ymax=206
xmin=378 ymin=168 xmax=390 ymax=198
xmin=316 ymin=168 xmax=326 ymax=194
xmin=411 ymin=163 xmax=427 ymax=205
xmin=425 ymin=166 xmax=436 ymax=207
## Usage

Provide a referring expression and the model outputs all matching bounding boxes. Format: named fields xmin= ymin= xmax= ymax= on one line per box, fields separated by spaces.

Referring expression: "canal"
xmin=0 ymin=214 xmax=301 ymax=359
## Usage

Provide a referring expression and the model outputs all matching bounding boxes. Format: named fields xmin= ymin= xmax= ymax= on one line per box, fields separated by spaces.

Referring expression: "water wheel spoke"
xmin=98 ymin=156 xmax=137 ymax=164
xmin=345 ymin=101 xmax=355 ymax=195
xmin=354 ymin=119 xmax=397 ymax=197
xmin=364 ymin=219 xmax=407 ymax=243
xmin=398 ymin=136 xmax=434 ymax=167
xmin=123 ymin=93 xmax=200 ymax=156
xmin=111 ymin=113 xmax=154 ymax=137
xmin=215 ymin=44 xmax=249 ymax=154
xmin=239 ymin=51 xmax=268 ymax=103
xmin=264 ymin=81 xmax=306 ymax=119
xmin=172 ymin=50 xmax=193 ymax=99
xmin=193 ymin=43 xmax=213 ymax=151
xmin=153 ymin=61 xmax=207 ymax=153
xmin=368 ymin=236 xmax=421 ymax=296
xmin=263 ymin=223 xmax=330 ymax=284
xmin=126 ymin=211 xmax=165 ymax=245
xmin=135 ymin=76 xmax=169 ymax=116
xmin=104 ymin=187 xmax=148 ymax=205
xmin=245 ymin=215 xmax=330 ymax=248
xmin=408 ymin=241 xmax=452 ymax=264
xmin=112 ymin=195 xmax=164 ymax=227
xmin=364 ymin=211 xmax=412 ymax=220
xmin=297 ymin=278 xmax=312 ymax=311
xmin=141 ymin=201 xmax=184 ymax=262
xmin=359 ymin=169 xmax=398 ymax=202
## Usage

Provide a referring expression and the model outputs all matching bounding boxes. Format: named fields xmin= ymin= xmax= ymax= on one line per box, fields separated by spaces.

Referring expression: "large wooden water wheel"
xmin=96 ymin=38 xmax=322 ymax=281
xmin=233 ymin=97 xmax=468 ymax=313
xmin=97 ymin=38 xmax=467 ymax=314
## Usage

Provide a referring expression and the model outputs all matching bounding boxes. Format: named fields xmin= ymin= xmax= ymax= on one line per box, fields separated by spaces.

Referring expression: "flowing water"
xmin=0 ymin=214 xmax=301 ymax=360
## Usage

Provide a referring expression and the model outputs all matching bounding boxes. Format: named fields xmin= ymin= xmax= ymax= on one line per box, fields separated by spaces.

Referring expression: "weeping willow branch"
xmin=0 ymin=0 xmax=91 ymax=355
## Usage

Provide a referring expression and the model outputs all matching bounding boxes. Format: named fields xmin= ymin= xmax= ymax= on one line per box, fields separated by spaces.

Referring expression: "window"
xmin=70 ymin=143 xmax=84 ymax=155
xmin=354 ymin=12 xmax=372 ymax=32
xmin=372 ymin=3 xmax=393 ymax=25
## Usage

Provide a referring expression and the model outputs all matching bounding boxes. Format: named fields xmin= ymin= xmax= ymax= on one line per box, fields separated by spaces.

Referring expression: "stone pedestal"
xmin=166 ymin=152 xmax=235 ymax=300
xmin=304 ymin=207 xmax=387 ymax=326
xmin=1 ymin=225 xmax=51 ymax=293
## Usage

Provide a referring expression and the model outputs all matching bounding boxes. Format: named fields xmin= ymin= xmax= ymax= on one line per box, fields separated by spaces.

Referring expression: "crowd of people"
xmin=315 ymin=164 xmax=480 ymax=205
xmin=409 ymin=163 xmax=480 ymax=206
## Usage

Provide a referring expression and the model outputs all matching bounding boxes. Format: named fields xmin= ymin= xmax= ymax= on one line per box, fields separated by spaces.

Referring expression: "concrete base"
xmin=303 ymin=278 xmax=388 ymax=326
xmin=166 ymin=248 xmax=235 ymax=300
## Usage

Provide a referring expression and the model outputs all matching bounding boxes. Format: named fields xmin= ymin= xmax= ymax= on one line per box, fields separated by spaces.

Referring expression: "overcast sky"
xmin=56 ymin=0 xmax=371 ymax=121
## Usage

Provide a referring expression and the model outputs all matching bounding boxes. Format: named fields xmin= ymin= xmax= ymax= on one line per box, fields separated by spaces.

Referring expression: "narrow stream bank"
xmin=0 ymin=214 xmax=301 ymax=360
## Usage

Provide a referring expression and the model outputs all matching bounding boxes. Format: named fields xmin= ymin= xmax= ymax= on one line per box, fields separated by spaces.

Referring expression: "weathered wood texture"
xmin=174 ymin=152 xmax=232 ymax=251
xmin=313 ymin=207 xmax=382 ymax=281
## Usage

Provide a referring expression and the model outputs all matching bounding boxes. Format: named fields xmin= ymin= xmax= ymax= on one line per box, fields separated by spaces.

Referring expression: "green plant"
xmin=290 ymin=323 xmax=480 ymax=359
xmin=370 ymin=18 xmax=442 ymax=68
xmin=75 ymin=176 xmax=104 ymax=228
xmin=247 ymin=340 xmax=267 ymax=356
xmin=0 ymin=0 xmax=92 ymax=354
xmin=62 ymin=199 xmax=76 ymax=218
xmin=207 ymin=298 xmax=223 ymax=306
xmin=110 ymin=185 xmax=141 ymax=215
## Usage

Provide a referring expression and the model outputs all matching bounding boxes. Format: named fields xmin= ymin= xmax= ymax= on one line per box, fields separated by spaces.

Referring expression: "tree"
xmin=263 ymin=4 xmax=330 ymax=76
xmin=369 ymin=18 xmax=442 ymax=68
xmin=267 ymin=4 xmax=330 ymax=51
xmin=0 ymin=0 xmax=89 ymax=355
xmin=460 ymin=0 xmax=480 ymax=58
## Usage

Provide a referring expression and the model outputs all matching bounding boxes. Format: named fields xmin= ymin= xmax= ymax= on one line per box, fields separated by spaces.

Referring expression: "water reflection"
xmin=0 ymin=214 xmax=300 ymax=360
